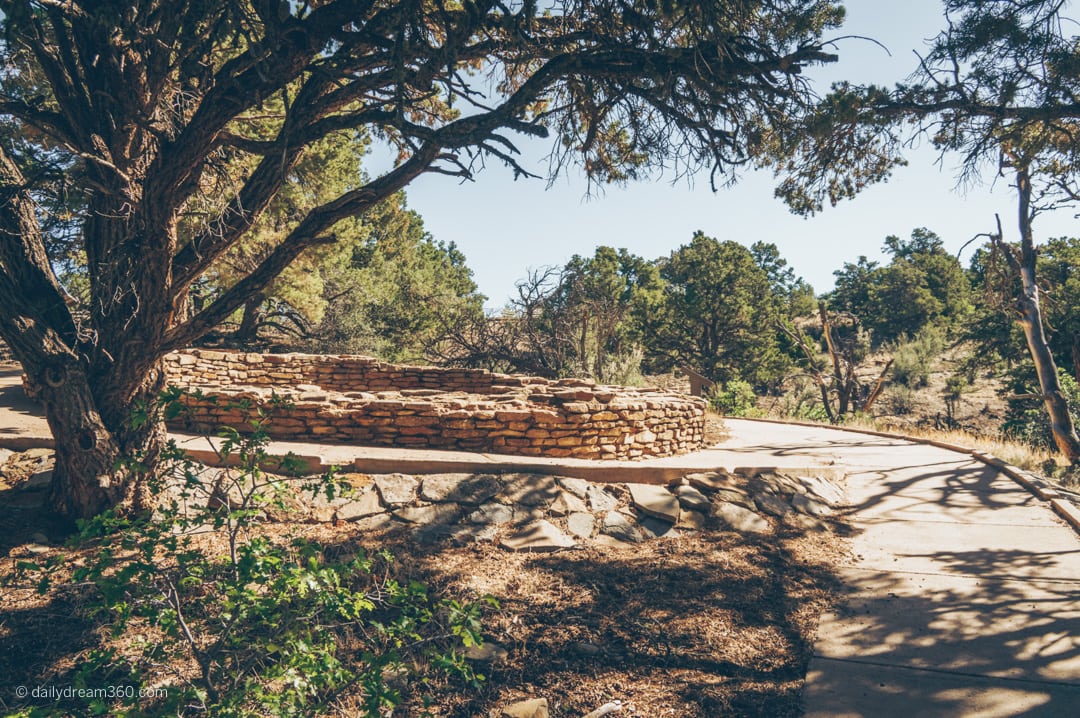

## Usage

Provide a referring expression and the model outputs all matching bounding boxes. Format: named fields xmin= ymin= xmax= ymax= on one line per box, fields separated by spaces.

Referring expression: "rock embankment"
xmin=184 ymin=465 xmax=848 ymax=552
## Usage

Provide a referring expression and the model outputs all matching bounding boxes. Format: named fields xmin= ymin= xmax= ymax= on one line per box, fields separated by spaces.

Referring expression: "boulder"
xmin=712 ymin=502 xmax=770 ymax=534
xmin=500 ymin=520 xmax=576 ymax=553
xmin=374 ymin=474 xmax=418 ymax=506
xmin=628 ymin=483 xmax=680 ymax=523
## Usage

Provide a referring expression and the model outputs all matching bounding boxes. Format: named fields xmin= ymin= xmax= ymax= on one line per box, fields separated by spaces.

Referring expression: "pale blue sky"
xmin=375 ymin=0 xmax=1079 ymax=307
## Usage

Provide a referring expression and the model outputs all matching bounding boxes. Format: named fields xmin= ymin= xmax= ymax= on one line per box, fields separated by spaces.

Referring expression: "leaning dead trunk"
xmin=1009 ymin=168 xmax=1080 ymax=461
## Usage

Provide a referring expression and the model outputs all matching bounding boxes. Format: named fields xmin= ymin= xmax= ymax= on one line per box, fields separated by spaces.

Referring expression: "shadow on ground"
xmin=804 ymin=458 xmax=1080 ymax=718
xmin=399 ymin=527 xmax=845 ymax=717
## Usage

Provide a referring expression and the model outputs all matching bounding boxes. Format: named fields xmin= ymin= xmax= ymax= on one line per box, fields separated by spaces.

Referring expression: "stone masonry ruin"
xmin=164 ymin=349 xmax=706 ymax=460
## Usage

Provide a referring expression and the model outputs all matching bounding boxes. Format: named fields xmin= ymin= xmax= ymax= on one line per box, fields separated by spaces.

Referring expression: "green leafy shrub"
xmin=886 ymin=386 xmax=917 ymax=415
xmin=598 ymin=346 xmax=646 ymax=387
xmin=708 ymin=379 xmax=761 ymax=417
xmin=890 ymin=326 xmax=946 ymax=388
xmin=17 ymin=394 xmax=495 ymax=717
xmin=773 ymin=376 xmax=831 ymax=422
xmin=783 ymin=399 xmax=831 ymax=422
xmin=1003 ymin=368 xmax=1080 ymax=453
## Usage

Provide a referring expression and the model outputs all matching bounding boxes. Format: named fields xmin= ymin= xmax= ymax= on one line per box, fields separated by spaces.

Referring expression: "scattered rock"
xmin=514 ymin=506 xmax=546 ymax=524
xmin=791 ymin=493 xmax=833 ymax=518
xmin=685 ymin=470 xmax=737 ymax=492
xmin=755 ymin=493 xmax=793 ymax=518
xmin=712 ymin=501 xmax=770 ymax=534
xmin=601 ymin=511 xmax=644 ymax=543
xmin=566 ymin=512 xmax=595 ymax=539
xmin=393 ymin=503 xmax=461 ymax=525
xmin=448 ymin=523 xmax=499 ymax=543
xmin=464 ymin=641 xmax=509 ymax=663
xmin=24 ymin=469 xmax=52 ymax=491
xmin=638 ymin=515 xmax=679 ymax=539
xmin=469 ymin=502 xmax=514 ymax=525
xmin=676 ymin=509 xmax=707 ymax=531
xmin=586 ymin=485 xmax=619 ymax=512
xmin=351 ymin=513 xmax=394 ymax=533
xmin=592 ymin=534 xmax=637 ymax=549
xmin=785 ymin=512 xmax=830 ymax=532
xmin=420 ymin=473 xmax=501 ymax=504
xmin=499 ymin=474 xmax=559 ymax=507
xmin=711 ymin=487 xmax=756 ymax=510
xmin=557 ymin=476 xmax=590 ymax=499
xmin=374 ymin=474 xmax=418 ymax=506
xmin=748 ymin=476 xmax=780 ymax=496
xmin=500 ymin=520 xmax=576 ymax=552
xmin=1 ymin=449 xmax=54 ymax=484
xmin=549 ymin=490 xmax=588 ymax=516
xmin=753 ymin=473 xmax=805 ymax=496
xmin=30 ymin=531 xmax=49 ymax=545
xmin=628 ymin=483 xmax=680 ymax=522
xmin=675 ymin=484 xmax=710 ymax=513
xmin=502 ymin=698 xmax=549 ymax=718
xmin=339 ymin=472 xmax=375 ymax=490
xmin=412 ymin=524 xmax=459 ymax=544
xmin=797 ymin=475 xmax=846 ymax=506
xmin=335 ymin=488 xmax=384 ymax=521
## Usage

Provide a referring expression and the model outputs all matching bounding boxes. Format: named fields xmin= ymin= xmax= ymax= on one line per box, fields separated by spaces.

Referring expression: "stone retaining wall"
xmin=164 ymin=349 xmax=706 ymax=460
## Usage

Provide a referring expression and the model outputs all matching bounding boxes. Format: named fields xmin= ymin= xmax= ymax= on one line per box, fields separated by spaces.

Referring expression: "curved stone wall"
xmin=163 ymin=349 xmax=706 ymax=460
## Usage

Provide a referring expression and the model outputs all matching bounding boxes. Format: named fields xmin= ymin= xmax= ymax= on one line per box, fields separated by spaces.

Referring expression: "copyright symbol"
xmin=15 ymin=686 xmax=28 ymax=698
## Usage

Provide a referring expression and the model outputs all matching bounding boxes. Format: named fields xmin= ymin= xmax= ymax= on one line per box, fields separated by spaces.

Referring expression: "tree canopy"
xmin=642 ymin=232 xmax=787 ymax=387
xmin=829 ymin=228 xmax=972 ymax=345
xmin=0 ymin=0 xmax=842 ymax=517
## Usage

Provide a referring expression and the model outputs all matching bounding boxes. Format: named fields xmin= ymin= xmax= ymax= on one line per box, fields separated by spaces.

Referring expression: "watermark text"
xmin=14 ymin=684 xmax=168 ymax=702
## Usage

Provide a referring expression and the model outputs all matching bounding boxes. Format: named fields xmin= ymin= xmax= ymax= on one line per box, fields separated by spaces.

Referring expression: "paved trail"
xmin=722 ymin=419 xmax=1080 ymax=717
xmin=2 ymin=365 xmax=1077 ymax=715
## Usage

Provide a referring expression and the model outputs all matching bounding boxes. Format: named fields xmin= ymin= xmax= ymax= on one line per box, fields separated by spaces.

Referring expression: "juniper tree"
xmin=0 ymin=0 xmax=840 ymax=517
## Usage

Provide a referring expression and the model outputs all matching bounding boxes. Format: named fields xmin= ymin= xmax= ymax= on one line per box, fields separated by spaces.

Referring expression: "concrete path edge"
xmin=733 ymin=415 xmax=1080 ymax=535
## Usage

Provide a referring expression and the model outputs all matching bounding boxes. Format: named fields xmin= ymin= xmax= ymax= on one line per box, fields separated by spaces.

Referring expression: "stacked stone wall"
xmin=164 ymin=349 xmax=706 ymax=460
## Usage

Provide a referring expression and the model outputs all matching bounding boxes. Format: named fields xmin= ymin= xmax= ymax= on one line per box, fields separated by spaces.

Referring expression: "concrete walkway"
xmin=2 ymin=364 xmax=1078 ymax=715
xmin=721 ymin=420 xmax=1080 ymax=717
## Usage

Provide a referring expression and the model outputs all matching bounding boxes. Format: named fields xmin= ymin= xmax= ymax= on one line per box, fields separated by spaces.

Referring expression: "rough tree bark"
xmin=1005 ymin=165 xmax=1080 ymax=461
xmin=0 ymin=151 xmax=161 ymax=516
xmin=234 ymin=294 xmax=267 ymax=345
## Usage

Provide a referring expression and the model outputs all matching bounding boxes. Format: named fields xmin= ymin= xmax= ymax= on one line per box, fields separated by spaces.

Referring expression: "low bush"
xmin=890 ymin=326 xmax=946 ymax=388
xmin=1003 ymin=369 xmax=1080 ymax=455
xmin=13 ymin=394 xmax=496 ymax=717
xmin=708 ymin=379 xmax=761 ymax=417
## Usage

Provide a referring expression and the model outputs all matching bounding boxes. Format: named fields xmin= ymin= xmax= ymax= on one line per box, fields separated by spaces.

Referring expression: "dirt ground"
xmin=0 ymin=449 xmax=847 ymax=718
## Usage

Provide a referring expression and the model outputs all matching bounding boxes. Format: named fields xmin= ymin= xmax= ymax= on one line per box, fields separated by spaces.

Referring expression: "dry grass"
xmin=788 ymin=415 xmax=1079 ymax=492
xmin=762 ymin=341 xmax=1080 ymax=492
